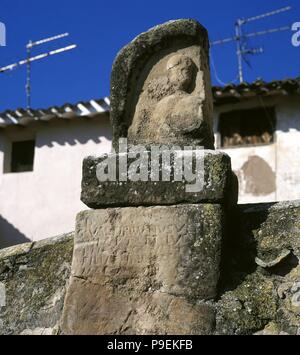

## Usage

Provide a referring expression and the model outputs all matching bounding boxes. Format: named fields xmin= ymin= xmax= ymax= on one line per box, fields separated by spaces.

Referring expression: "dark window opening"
xmin=219 ymin=107 xmax=276 ymax=148
xmin=11 ymin=140 xmax=35 ymax=172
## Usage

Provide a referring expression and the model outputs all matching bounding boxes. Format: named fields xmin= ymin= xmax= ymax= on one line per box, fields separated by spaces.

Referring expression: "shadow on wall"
xmin=35 ymin=116 xmax=112 ymax=149
xmin=0 ymin=115 xmax=112 ymax=151
xmin=0 ymin=214 xmax=31 ymax=249
xmin=218 ymin=202 xmax=277 ymax=293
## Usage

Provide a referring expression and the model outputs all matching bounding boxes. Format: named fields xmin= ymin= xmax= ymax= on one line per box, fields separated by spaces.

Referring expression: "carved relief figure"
xmin=128 ymin=53 xmax=212 ymax=147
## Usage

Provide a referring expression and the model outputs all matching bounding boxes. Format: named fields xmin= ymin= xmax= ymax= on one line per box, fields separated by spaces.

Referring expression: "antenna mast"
xmin=210 ymin=6 xmax=292 ymax=83
xmin=0 ymin=32 xmax=76 ymax=108
xmin=26 ymin=40 xmax=32 ymax=109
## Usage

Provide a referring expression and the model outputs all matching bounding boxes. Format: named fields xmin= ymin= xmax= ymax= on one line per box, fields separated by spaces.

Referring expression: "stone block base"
xmin=81 ymin=150 xmax=237 ymax=208
xmin=61 ymin=204 xmax=223 ymax=335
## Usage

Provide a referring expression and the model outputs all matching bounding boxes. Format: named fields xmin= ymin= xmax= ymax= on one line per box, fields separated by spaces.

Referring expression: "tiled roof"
xmin=0 ymin=97 xmax=110 ymax=128
xmin=213 ymin=77 xmax=300 ymax=105
xmin=1 ymin=78 xmax=300 ymax=128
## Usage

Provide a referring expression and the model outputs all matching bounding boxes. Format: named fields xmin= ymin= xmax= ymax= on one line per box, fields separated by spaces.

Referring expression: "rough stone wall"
xmin=0 ymin=201 xmax=300 ymax=335
xmin=217 ymin=200 xmax=300 ymax=335
xmin=0 ymin=233 xmax=73 ymax=335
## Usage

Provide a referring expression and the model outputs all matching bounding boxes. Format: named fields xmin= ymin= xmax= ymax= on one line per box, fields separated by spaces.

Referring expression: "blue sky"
xmin=0 ymin=0 xmax=299 ymax=111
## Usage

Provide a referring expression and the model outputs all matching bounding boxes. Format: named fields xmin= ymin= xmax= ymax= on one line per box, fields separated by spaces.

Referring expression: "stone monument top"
xmin=80 ymin=19 xmax=237 ymax=209
xmin=110 ymin=19 xmax=215 ymax=149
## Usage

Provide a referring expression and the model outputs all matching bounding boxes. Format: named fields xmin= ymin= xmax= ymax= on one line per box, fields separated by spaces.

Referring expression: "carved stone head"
xmin=166 ymin=54 xmax=197 ymax=92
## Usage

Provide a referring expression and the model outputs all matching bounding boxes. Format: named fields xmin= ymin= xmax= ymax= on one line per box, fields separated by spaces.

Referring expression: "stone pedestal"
xmin=60 ymin=147 xmax=236 ymax=334
xmin=61 ymin=204 xmax=223 ymax=335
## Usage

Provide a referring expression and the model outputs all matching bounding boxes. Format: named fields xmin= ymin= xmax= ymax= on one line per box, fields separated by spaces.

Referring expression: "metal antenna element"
xmin=241 ymin=6 xmax=291 ymax=24
xmin=210 ymin=6 xmax=292 ymax=83
xmin=26 ymin=33 xmax=69 ymax=48
xmin=0 ymin=32 xmax=77 ymax=108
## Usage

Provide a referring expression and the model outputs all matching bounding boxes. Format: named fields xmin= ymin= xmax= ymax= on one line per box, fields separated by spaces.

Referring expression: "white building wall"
xmin=214 ymin=96 xmax=300 ymax=204
xmin=276 ymin=99 xmax=300 ymax=201
xmin=0 ymin=117 xmax=112 ymax=247
xmin=222 ymin=144 xmax=276 ymax=204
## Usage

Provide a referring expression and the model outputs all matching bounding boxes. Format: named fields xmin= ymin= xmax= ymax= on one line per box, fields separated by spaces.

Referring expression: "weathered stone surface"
xmin=81 ymin=150 xmax=237 ymax=208
xmin=0 ymin=233 xmax=73 ymax=335
xmin=216 ymin=265 xmax=300 ymax=335
xmin=216 ymin=200 xmax=300 ymax=335
xmin=216 ymin=271 xmax=278 ymax=335
xmin=110 ymin=19 xmax=214 ymax=149
xmin=239 ymin=200 xmax=300 ymax=266
xmin=61 ymin=204 xmax=223 ymax=335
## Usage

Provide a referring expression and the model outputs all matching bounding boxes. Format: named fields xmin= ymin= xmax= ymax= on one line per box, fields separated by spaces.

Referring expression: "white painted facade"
xmin=0 ymin=115 xmax=112 ymax=247
xmin=214 ymin=95 xmax=300 ymax=204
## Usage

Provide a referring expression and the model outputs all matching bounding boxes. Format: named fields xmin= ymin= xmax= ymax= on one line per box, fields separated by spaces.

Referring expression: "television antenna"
xmin=210 ymin=6 xmax=292 ymax=84
xmin=0 ymin=32 xmax=77 ymax=108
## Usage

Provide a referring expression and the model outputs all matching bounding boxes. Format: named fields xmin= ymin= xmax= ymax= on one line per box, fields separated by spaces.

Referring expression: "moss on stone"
xmin=216 ymin=271 xmax=277 ymax=335
xmin=0 ymin=233 xmax=74 ymax=335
